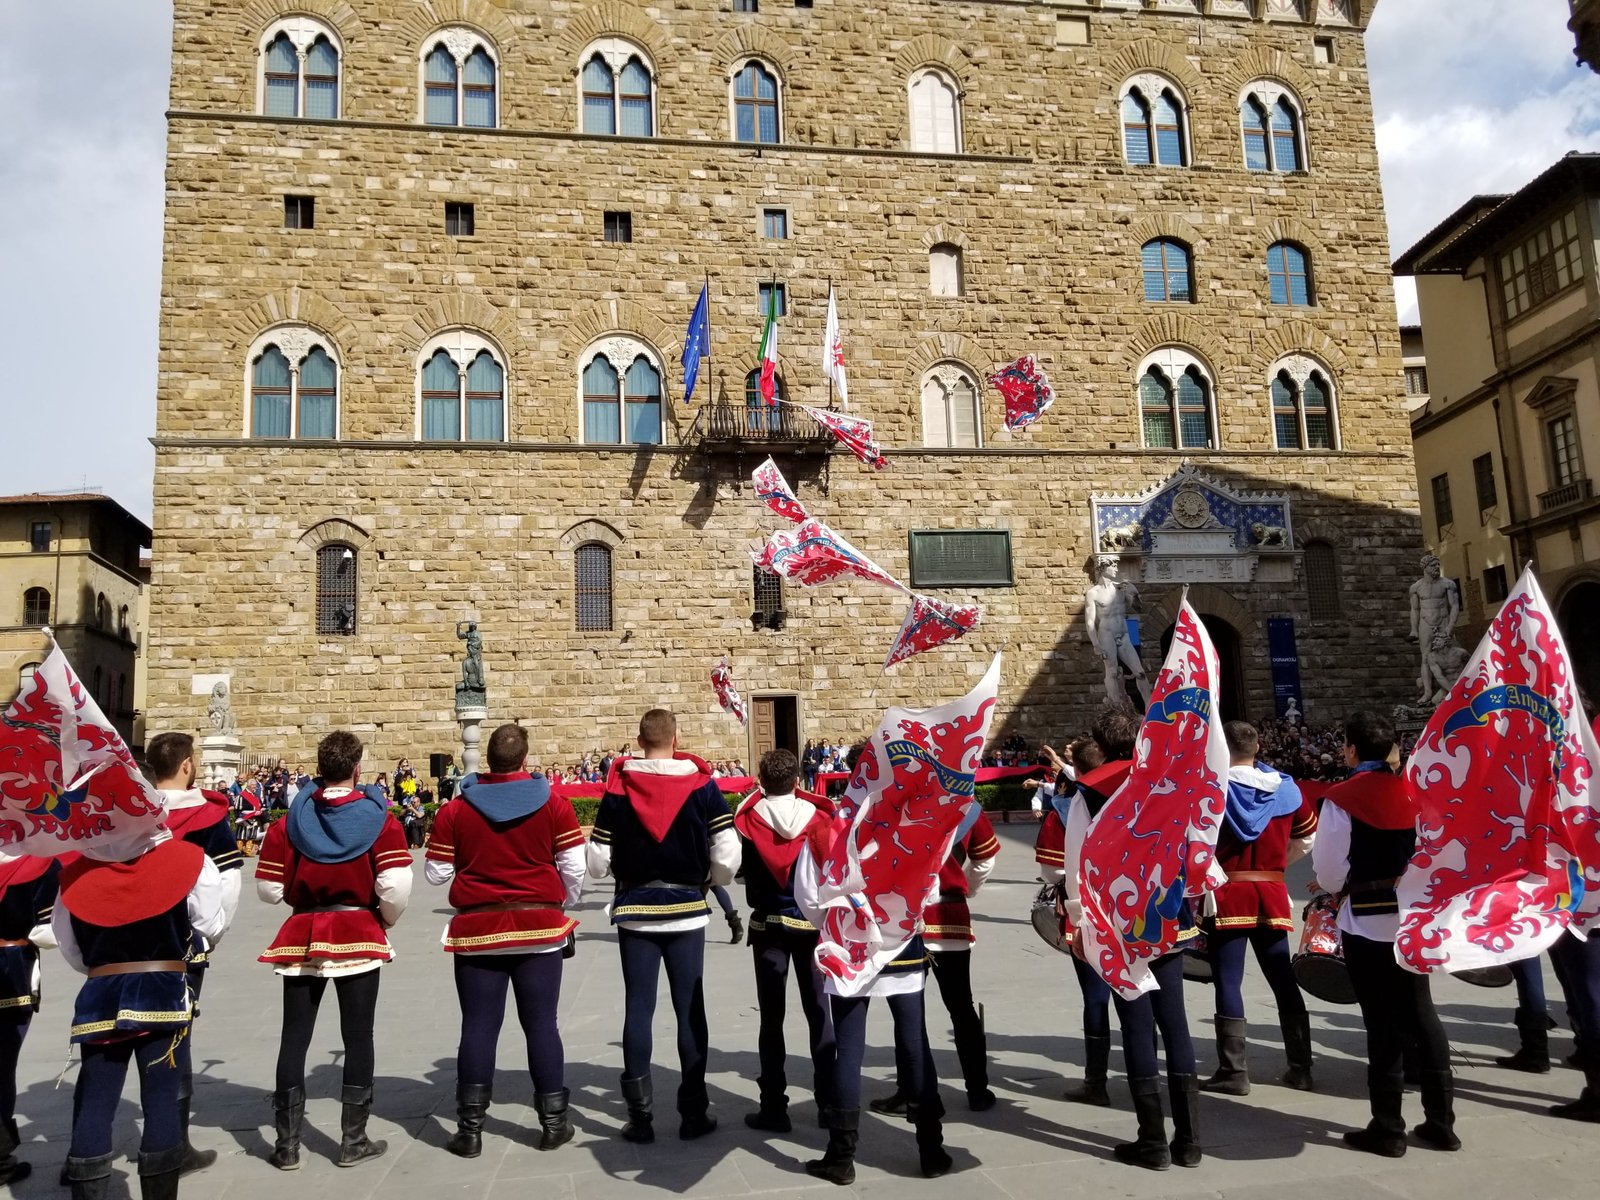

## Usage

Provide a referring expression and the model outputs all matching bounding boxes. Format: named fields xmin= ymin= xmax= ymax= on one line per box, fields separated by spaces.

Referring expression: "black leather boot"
xmin=137 ymin=1144 xmax=185 ymax=1200
xmin=804 ymin=1107 xmax=859 ymax=1186
xmin=535 ymin=1089 xmax=575 ymax=1151
xmin=177 ymin=1077 xmax=217 ymax=1175
xmin=1168 ymin=1073 xmax=1202 ymax=1167
xmin=64 ymin=1151 xmax=116 ymax=1200
xmin=1280 ymin=1012 xmax=1315 ymax=1090
xmin=446 ymin=1083 xmax=491 ymax=1158
xmin=1414 ymin=1069 xmax=1461 ymax=1150
xmin=744 ymin=1094 xmax=791 ymax=1133
xmin=1550 ymin=1047 xmax=1600 ymax=1121
xmin=727 ymin=911 xmax=745 ymax=944
xmin=337 ymin=1084 xmax=388 ymax=1167
xmin=1112 ymin=1077 xmax=1170 ymax=1171
xmin=1496 ymin=1007 xmax=1552 ymax=1073
xmin=1200 ymin=1016 xmax=1250 ymax=1096
xmin=906 ymin=1097 xmax=952 ymax=1178
xmin=1343 ymin=1075 xmax=1406 ymax=1157
xmin=868 ymin=1089 xmax=907 ymax=1115
xmin=620 ymin=1074 xmax=654 ymax=1144
xmin=269 ymin=1086 xmax=305 ymax=1171
xmin=0 ymin=1116 xmax=31 ymax=1185
xmin=1064 ymin=1034 xmax=1111 ymax=1105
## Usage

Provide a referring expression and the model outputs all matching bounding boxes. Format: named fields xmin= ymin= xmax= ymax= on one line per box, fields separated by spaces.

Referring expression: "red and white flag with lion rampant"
xmin=0 ymin=638 xmax=165 ymax=858
xmin=812 ymin=654 xmax=1001 ymax=996
xmin=1397 ymin=567 xmax=1600 ymax=974
xmin=1077 ymin=599 xmax=1230 ymax=999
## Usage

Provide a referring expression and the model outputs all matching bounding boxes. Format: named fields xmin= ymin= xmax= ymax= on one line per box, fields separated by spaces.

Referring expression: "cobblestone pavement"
xmin=12 ymin=827 xmax=1595 ymax=1198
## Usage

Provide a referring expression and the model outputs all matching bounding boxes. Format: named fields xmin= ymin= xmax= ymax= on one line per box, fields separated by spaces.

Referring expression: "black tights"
xmin=0 ymin=1021 xmax=25 ymax=1123
xmin=454 ymin=952 xmax=565 ymax=1093
xmin=1111 ymin=952 xmax=1197 ymax=1079
xmin=750 ymin=932 xmax=835 ymax=1108
xmin=275 ymin=970 xmax=381 ymax=1093
xmin=70 ymin=1033 xmax=182 ymax=1159
xmin=1344 ymin=932 xmax=1450 ymax=1093
xmin=618 ymin=928 xmax=708 ymax=1116
xmin=1207 ymin=927 xmax=1305 ymax=1021
xmin=830 ymin=988 xmax=937 ymax=1113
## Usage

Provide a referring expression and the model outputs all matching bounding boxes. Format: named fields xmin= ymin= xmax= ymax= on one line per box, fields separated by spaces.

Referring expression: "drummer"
xmin=1312 ymin=711 xmax=1458 ymax=1158
xmin=1200 ymin=721 xmax=1318 ymax=1095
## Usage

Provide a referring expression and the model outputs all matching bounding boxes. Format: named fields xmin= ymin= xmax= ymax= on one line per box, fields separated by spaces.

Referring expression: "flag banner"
xmin=988 ymin=354 xmax=1056 ymax=432
xmin=813 ymin=654 xmax=1002 ymax=995
xmin=0 ymin=638 xmax=165 ymax=858
xmin=1077 ymin=600 xmax=1230 ymax=999
xmin=711 ymin=656 xmax=748 ymax=726
xmin=801 ymin=405 xmax=889 ymax=472
xmin=1397 ymin=567 xmax=1600 ymax=973
xmin=758 ymin=286 xmax=781 ymax=405
xmin=682 ymin=284 xmax=711 ymax=404
xmin=752 ymin=518 xmax=906 ymax=593
xmin=751 ymin=456 xmax=809 ymax=524
xmin=883 ymin=594 xmax=983 ymax=670
xmin=822 ymin=286 xmax=849 ymax=410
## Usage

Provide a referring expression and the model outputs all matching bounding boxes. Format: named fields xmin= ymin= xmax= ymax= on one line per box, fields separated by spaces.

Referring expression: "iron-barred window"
xmin=316 ymin=544 xmax=357 ymax=635
xmin=575 ymin=543 xmax=613 ymax=632
xmin=753 ymin=566 xmax=783 ymax=617
xmin=1303 ymin=541 xmax=1341 ymax=619
xmin=908 ymin=530 xmax=1013 ymax=588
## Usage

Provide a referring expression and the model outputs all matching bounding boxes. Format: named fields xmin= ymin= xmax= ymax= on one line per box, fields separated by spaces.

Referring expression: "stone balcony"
xmin=1539 ymin=476 xmax=1595 ymax=513
xmin=684 ymin=402 xmax=834 ymax=455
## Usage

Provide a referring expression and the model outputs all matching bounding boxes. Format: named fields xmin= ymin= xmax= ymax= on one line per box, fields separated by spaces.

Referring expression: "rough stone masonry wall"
xmin=147 ymin=0 xmax=1422 ymax=766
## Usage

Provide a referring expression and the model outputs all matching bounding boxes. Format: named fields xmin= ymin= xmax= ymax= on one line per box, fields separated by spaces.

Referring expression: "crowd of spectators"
xmin=1254 ymin=716 xmax=1417 ymax=781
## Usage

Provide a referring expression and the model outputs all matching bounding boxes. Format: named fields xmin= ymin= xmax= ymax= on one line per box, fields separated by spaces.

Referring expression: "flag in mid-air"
xmin=711 ymin=657 xmax=748 ymax=727
xmin=822 ymin=286 xmax=849 ymax=409
xmin=752 ymin=518 xmax=905 ymax=593
xmin=757 ymin=285 xmax=781 ymax=405
xmin=813 ymin=655 xmax=1001 ymax=995
xmin=989 ymin=355 xmax=1056 ymax=431
xmin=883 ymin=595 xmax=983 ymax=669
xmin=0 ymin=639 xmax=165 ymax=858
xmin=751 ymin=456 xmax=808 ymax=524
xmin=802 ymin=406 xmax=888 ymax=472
xmin=681 ymin=283 xmax=711 ymax=404
xmin=1077 ymin=599 xmax=1230 ymax=998
xmin=1397 ymin=567 xmax=1600 ymax=974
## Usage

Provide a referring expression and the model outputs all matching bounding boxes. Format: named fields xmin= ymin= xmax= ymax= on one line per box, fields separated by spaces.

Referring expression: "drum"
xmin=1293 ymin=893 xmax=1357 ymax=1005
xmin=1030 ymin=884 xmax=1073 ymax=955
xmin=1454 ymin=965 xmax=1514 ymax=989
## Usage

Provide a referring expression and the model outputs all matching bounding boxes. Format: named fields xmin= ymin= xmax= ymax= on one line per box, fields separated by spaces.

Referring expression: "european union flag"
xmin=681 ymin=284 xmax=710 ymax=403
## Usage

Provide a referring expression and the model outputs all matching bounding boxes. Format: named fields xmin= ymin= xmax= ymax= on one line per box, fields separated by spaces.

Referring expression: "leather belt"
xmin=458 ymin=902 xmax=553 ymax=914
xmin=1226 ymin=871 xmax=1285 ymax=884
xmin=1347 ymin=877 xmax=1400 ymax=895
xmin=87 ymin=961 xmax=187 ymax=978
xmin=0 ymin=939 xmax=31 ymax=949
xmin=304 ymin=905 xmax=365 ymax=913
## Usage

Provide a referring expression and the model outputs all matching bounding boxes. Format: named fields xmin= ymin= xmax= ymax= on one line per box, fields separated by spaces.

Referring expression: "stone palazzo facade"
xmin=148 ymin=0 xmax=1420 ymax=768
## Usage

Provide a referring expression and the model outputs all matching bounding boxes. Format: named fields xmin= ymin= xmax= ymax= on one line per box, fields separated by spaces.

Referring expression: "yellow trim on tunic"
xmin=261 ymin=941 xmax=392 ymax=959
xmin=444 ymin=919 xmax=577 ymax=950
xmin=72 ymin=1009 xmax=191 ymax=1038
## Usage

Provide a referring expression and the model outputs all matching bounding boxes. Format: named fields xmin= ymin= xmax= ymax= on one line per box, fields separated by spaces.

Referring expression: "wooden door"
xmin=752 ymin=697 xmax=778 ymax=760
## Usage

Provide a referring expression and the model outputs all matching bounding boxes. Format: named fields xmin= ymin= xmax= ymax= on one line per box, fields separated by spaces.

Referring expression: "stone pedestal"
xmin=200 ymin=733 xmax=244 ymax=791
xmin=457 ymin=706 xmax=488 ymax=777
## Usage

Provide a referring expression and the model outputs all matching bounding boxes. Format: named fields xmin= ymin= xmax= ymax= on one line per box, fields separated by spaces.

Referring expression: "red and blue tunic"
xmin=1212 ymin=795 xmax=1318 ymax=932
xmin=924 ymin=812 xmax=1001 ymax=950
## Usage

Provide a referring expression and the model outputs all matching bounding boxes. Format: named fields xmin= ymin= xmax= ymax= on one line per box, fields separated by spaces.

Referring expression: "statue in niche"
xmin=456 ymin=621 xmax=486 ymax=709
xmin=1085 ymin=555 xmax=1151 ymax=709
xmin=1409 ymin=555 xmax=1464 ymax=704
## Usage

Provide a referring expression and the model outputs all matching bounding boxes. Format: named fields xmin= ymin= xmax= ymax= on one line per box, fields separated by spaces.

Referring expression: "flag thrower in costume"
xmin=751 ymin=456 xmax=809 ymax=524
xmin=0 ymin=636 xmax=165 ymax=858
xmin=812 ymin=654 xmax=1002 ymax=996
xmin=1397 ymin=567 xmax=1600 ymax=974
xmin=757 ymin=283 xmax=780 ymax=405
xmin=711 ymin=656 xmax=749 ymax=727
xmin=800 ymin=405 xmax=889 ymax=472
xmin=988 ymin=354 xmax=1056 ymax=432
xmin=681 ymin=282 xmax=711 ymax=404
xmin=752 ymin=517 xmax=907 ymax=593
xmin=883 ymin=595 xmax=983 ymax=670
xmin=1076 ymin=598 xmax=1230 ymax=999
xmin=822 ymin=285 xmax=849 ymax=409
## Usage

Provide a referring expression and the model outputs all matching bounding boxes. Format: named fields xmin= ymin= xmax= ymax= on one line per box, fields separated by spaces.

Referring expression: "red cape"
xmin=1324 ymin=769 xmax=1414 ymax=831
xmin=605 ymin=753 xmax=717 ymax=842
xmin=164 ymin=791 xmax=231 ymax=838
xmin=733 ymin=790 xmax=835 ymax=885
xmin=1078 ymin=759 xmax=1133 ymax=800
xmin=60 ymin=840 xmax=205 ymax=926
xmin=0 ymin=855 xmax=54 ymax=892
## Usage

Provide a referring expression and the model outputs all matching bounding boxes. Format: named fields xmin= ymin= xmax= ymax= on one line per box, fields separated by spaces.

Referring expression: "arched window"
xmin=575 ymin=543 xmax=613 ymax=632
xmin=579 ymin=42 xmax=655 ymax=136
xmin=909 ymin=68 xmax=961 ymax=154
xmin=733 ymin=61 xmax=780 ymax=144
xmin=1142 ymin=239 xmax=1193 ymax=303
xmin=417 ymin=332 xmax=507 ymax=442
xmin=1139 ymin=350 xmax=1214 ymax=450
xmin=1304 ymin=541 xmax=1341 ymax=619
xmin=96 ymin=594 xmax=111 ymax=630
xmin=92 ymin=667 xmax=103 ymax=704
xmin=118 ymin=605 xmax=130 ymax=638
xmin=744 ymin=368 xmax=785 ymax=434
xmin=259 ymin=18 xmax=341 ymax=118
xmin=22 ymin=588 xmax=49 ymax=626
xmin=16 ymin=662 xmax=39 ymax=695
xmin=581 ymin=344 xmax=663 ymax=444
xmin=1242 ymin=84 xmax=1304 ymax=172
xmin=316 ymin=543 xmax=358 ymax=635
xmin=921 ymin=362 xmax=982 ymax=448
xmin=930 ymin=243 xmax=964 ymax=297
xmin=1267 ymin=242 xmax=1313 ymax=305
xmin=1121 ymin=78 xmax=1187 ymax=167
xmin=422 ymin=31 xmax=498 ymax=128
xmin=247 ymin=329 xmax=341 ymax=439
xmin=1270 ymin=359 xmax=1337 ymax=450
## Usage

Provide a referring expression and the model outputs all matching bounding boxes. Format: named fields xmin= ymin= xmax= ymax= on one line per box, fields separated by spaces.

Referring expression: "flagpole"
xmin=826 ymin=278 xmax=835 ymax=412
xmin=704 ymin=269 xmax=713 ymax=405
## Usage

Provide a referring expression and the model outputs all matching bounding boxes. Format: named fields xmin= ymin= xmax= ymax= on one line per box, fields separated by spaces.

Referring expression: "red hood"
xmin=0 ymin=855 xmax=53 ymax=892
xmin=608 ymin=753 xmax=717 ymax=843
xmin=1327 ymin=769 xmax=1415 ymax=832
xmin=60 ymin=840 xmax=205 ymax=926
xmin=164 ymin=790 xmax=230 ymax=838
xmin=733 ymin=790 xmax=835 ymax=885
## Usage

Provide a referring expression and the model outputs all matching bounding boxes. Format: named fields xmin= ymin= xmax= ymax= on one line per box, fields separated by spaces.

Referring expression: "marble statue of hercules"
xmin=1085 ymin=555 xmax=1151 ymax=709
xmin=1409 ymin=554 xmax=1461 ymax=704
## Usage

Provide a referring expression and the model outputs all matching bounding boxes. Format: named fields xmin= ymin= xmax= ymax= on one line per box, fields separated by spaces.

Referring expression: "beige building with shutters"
xmin=146 ymin=0 xmax=1423 ymax=770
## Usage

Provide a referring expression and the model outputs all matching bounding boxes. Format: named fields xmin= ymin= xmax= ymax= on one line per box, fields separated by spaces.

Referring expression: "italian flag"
xmin=758 ymin=285 xmax=780 ymax=405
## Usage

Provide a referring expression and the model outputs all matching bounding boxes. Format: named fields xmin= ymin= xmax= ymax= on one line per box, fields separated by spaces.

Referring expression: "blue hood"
xmin=459 ymin=774 xmax=551 ymax=824
xmin=286 ymin=785 xmax=390 ymax=864
xmin=1224 ymin=763 xmax=1303 ymax=844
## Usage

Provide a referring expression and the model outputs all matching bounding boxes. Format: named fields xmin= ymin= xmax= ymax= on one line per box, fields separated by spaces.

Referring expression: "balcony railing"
xmin=1539 ymin=476 xmax=1594 ymax=513
xmin=684 ymin=402 xmax=834 ymax=452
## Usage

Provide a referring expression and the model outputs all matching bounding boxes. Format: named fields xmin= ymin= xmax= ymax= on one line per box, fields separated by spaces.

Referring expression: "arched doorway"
xmin=1558 ymin=581 xmax=1600 ymax=710
xmin=1159 ymin=613 xmax=1247 ymax=723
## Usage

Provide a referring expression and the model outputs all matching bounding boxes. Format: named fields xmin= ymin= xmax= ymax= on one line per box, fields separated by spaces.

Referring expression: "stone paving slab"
xmin=9 ymin=826 xmax=1596 ymax=1198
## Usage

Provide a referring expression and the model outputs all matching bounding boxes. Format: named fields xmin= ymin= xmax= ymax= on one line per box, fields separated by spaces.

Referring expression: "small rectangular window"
xmin=446 ymin=202 xmax=475 ymax=237
xmin=758 ymin=282 xmax=787 ymax=316
xmin=604 ymin=211 xmax=633 ymax=243
xmin=284 ymin=195 xmax=315 ymax=229
xmin=1313 ymin=36 xmax=1335 ymax=65
xmin=1472 ymin=452 xmax=1498 ymax=512
xmin=28 ymin=522 xmax=50 ymax=553
xmin=908 ymin=530 xmax=1013 ymax=588
xmin=762 ymin=208 xmax=789 ymax=239
xmin=733 ymin=0 xmax=758 ymax=10
xmin=753 ymin=566 xmax=784 ymax=624
xmin=794 ymin=0 xmax=812 ymax=7
xmin=1482 ymin=564 xmax=1510 ymax=604
xmin=1056 ymin=15 xmax=1090 ymax=47
xmin=1431 ymin=472 xmax=1454 ymax=535
xmin=1404 ymin=365 xmax=1429 ymax=396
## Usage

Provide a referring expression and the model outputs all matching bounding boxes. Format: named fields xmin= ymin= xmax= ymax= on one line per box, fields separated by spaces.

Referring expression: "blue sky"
xmin=3 ymin=1 xmax=1599 ymax=523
